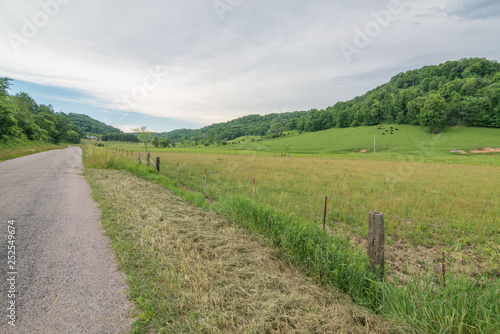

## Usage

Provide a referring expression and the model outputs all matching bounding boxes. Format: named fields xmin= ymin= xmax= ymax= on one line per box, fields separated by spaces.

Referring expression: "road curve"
xmin=0 ymin=147 xmax=134 ymax=334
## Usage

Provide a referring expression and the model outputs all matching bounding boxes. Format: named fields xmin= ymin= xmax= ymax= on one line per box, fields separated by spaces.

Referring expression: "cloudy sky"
xmin=1 ymin=0 xmax=499 ymax=132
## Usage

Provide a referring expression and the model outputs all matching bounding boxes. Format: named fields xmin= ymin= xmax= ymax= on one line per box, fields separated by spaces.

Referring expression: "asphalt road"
xmin=0 ymin=147 xmax=134 ymax=333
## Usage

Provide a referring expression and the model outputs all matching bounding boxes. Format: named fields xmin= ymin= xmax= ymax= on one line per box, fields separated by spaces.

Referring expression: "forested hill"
xmin=64 ymin=113 xmax=121 ymax=135
xmin=322 ymin=57 xmax=500 ymax=133
xmin=0 ymin=78 xmax=129 ymax=145
xmin=0 ymin=78 xmax=81 ymax=144
xmin=160 ymin=111 xmax=308 ymax=144
xmin=162 ymin=57 xmax=500 ymax=144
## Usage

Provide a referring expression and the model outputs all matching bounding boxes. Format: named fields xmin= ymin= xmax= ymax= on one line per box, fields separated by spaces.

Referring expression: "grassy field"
xmin=0 ymin=138 xmax=64 ymax=162
xmin=83 ymin=146 xmax=500 ymax=333
xmin=117 ymin=150 xmax=499 ymax=243
xmin=98 ymin=124 xmax=500 ymax=166
xmin=226 ymin=125 xmax=500 ymax=156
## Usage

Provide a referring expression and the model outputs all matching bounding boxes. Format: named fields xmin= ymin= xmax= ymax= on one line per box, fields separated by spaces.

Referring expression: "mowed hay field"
xmin=85 ymin=168 xmax=403 ymax=333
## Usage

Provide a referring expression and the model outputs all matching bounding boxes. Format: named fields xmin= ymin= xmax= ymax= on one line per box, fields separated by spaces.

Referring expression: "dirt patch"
xmin=471 ymin=147 xmax=500 ymax=153
xmin=449 ymin=149 xmax=466 ymax=154
xmin=86 ymin=169 xmax=406 ymax=333
xmin=328 ymin=222 xmax=498 ymax=285
xmin=358 ymin=149 xmax=368 ymax=153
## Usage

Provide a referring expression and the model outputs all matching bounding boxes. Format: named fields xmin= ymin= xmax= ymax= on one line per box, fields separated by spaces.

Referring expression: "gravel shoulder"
xmin=0 ymin=147 xmax=135 ymax=334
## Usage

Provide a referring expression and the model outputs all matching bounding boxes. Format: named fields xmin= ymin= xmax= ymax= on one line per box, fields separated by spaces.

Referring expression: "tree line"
xmin=0 ymin=78 xmax=82 ymax=144
xmin=0 ymin=77 xmax=130 ymax=145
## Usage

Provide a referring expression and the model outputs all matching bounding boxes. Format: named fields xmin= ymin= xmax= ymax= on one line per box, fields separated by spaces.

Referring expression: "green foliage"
xmin=100 ymin=132 xmax=139 ymax=142
xmin=0 ymin=78 xmax=87 ymax=145
xmin=159 ymin=111 xmax=308 ymax=143
xmin=320 ymin=57 xmax=500 ymax=133
xmin=66 ymin=130 xmax=81 ymax=144
xmin=151 ymin=135 xmax=160 ymax=148
xmin=159 ymin=137 xmax=170 ymax=148
xmin=134 ymin=126 xmax=155 ymax=152
xmin=64 ymin=112 xmax=121 ymax=135
xmin=417 ymin=93 xmax=447 ymax=133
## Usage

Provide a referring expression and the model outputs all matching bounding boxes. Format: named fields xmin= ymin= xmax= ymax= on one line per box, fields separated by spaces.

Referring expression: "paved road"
xmin=0 ymin=147 xmax=134 ymax=333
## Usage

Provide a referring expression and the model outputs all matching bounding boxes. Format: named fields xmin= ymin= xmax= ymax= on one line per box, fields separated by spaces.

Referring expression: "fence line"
xmin=113 ymin=148 xmax=498 ymax=243
xmin=109 ymin=148 xmax=499 ymax=277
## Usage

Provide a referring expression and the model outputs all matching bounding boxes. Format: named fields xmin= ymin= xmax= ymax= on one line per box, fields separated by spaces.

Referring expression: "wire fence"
xmin=111 ymin=147 xmax=500 ymax=273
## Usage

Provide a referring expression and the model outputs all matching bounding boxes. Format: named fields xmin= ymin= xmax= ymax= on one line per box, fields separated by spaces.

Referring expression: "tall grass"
xmin=122 ymin=150 xmax=499 ymax=246
xmin=83 ymin=146 xmax=500 ymax=333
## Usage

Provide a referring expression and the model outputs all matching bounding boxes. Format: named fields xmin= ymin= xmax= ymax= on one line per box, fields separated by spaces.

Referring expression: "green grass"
xmin=99 ymin=125 xmax=500 ymax=166
xmin=83 ymin=146 xmax=500 ymax=334
xmin=226 ymin=125 xmax=500 ymax=155
xmin=0 ymin=138 xmax=65 ymax=162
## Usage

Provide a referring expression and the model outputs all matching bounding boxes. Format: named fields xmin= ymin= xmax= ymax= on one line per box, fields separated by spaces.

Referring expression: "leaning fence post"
xmin=138 ymin=153 xmax=142 ymax=165
xmin=147 ymin=152 xmax=151 ymax=166
xmin=368 ymin=211 xmax=385 ymax=279
xmin=156 ymin=157 xmax=160 ymax=173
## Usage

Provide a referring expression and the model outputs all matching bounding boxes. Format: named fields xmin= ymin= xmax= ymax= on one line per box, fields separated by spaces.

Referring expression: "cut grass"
xmin=85 ymin=168 xmax=403 ymax=333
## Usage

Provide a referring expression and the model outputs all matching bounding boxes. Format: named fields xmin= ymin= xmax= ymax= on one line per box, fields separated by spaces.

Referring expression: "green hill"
xmin=64 ymin=113 xmax=122 ymax=135
xmin=223 ymin=124 xmax=500 ymax=157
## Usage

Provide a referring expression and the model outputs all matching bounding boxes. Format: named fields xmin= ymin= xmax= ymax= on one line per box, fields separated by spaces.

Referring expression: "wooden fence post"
xmin=176 ymin=162 xmax=179 ymax=181
xmin=368 ymin=211 xmax=385 ymax=279
xmin=253 ymin=178 xmax=255 ymax=201
xmin=323 ymin=196 xmax=328 ymax=229
xmin=442 ymin=252 xmax=446 ymax=286
xmin=156 ymin=157 xmax=160 ymax=173
xmin=138 ymin=153 xmax=142 ymax=165
xmin=204 ymin=169 xmax=207 ymax=197
xmin=147 ymin=152 xmax=151 ymax=166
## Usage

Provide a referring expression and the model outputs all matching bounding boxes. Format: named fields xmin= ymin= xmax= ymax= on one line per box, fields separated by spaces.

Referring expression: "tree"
xmin=160 ymin=137 xmax=170 ymax=148
xmin=267 ymin=122 xmax=283 ymax=138
xmin=133 ymin=126 xmax=154 ymax=152
xmin=152 ymin=135 xmax=160 ymax=148
xmin=417 ymin=93 xmax=447 ymax=133
xmin=0 ymin=78 xmax=20 ymax=141
xmin=66 ymin=130 xmax=81 ymax=144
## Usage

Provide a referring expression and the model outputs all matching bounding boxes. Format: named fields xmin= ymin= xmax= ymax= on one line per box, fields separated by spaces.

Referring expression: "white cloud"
xmin=0 ymin=0 xmax=499 ymax=128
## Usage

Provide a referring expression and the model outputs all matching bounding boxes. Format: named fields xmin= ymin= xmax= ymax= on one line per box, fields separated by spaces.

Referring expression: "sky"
xmin=1 ymin=0 xmax=499 ymax=133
